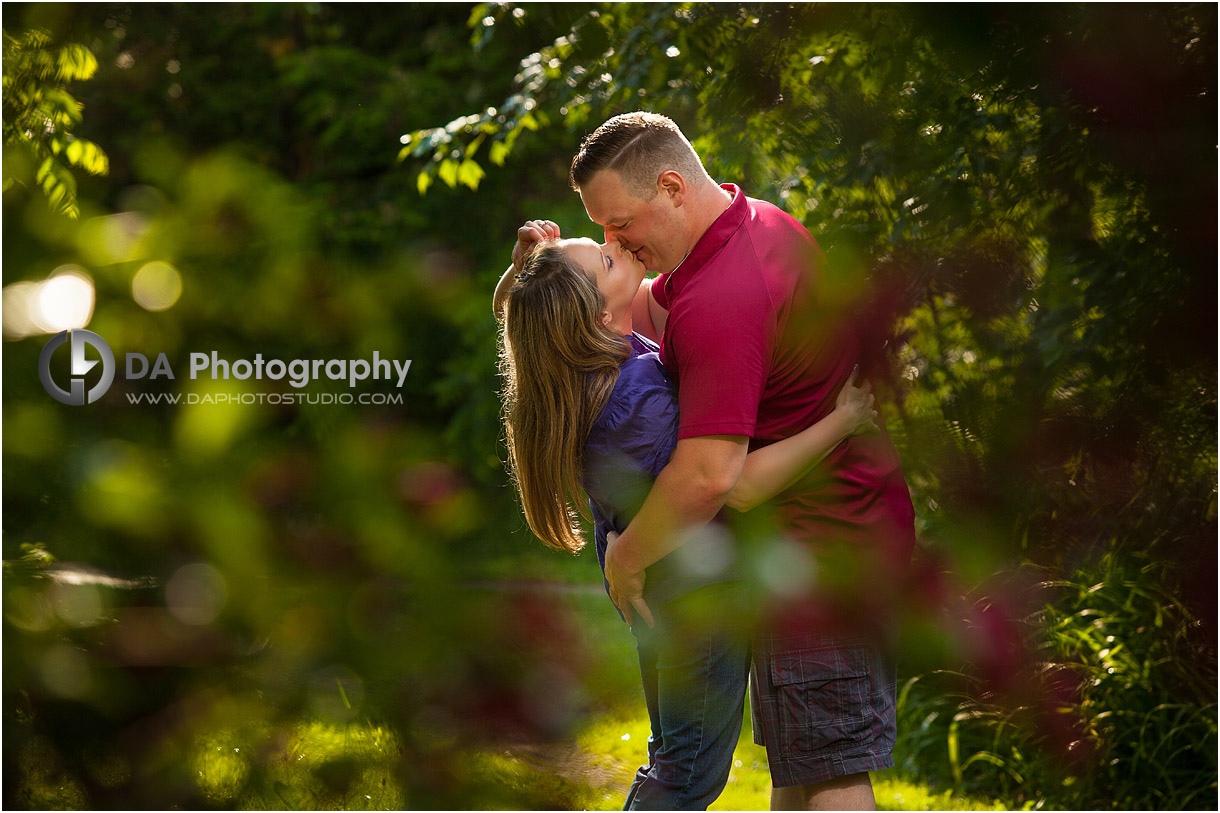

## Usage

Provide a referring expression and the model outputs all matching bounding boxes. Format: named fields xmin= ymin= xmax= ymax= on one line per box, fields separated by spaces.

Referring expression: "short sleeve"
xmin=650 ymin=273 xmax=672 ymax=310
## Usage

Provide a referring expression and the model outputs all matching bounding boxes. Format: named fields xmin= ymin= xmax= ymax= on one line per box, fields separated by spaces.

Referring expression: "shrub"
xmin=896 ymin=551 xmax=1217 ymax=809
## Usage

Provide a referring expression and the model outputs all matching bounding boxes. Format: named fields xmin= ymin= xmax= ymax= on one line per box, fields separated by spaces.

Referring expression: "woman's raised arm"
xmin=493 ymin=220 xmax=562 ymax=319
xmin=725 ymin=368 xmax=878 ymax=512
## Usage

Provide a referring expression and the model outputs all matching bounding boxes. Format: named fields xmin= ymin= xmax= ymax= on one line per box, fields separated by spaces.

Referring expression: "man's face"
xmin=578 ymin=170 xmax=685 ymax=275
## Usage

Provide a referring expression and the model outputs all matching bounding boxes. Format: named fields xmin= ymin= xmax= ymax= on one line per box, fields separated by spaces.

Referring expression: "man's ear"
xmin=657 ymin=170 xmax=686 ymax=207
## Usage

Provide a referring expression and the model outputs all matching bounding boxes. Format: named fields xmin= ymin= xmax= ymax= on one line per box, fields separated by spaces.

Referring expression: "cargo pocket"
xmin=770 ymin=646 xmax=873 ymax=756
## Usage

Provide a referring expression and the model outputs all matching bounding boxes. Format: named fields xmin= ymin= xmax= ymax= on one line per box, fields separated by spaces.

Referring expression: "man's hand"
xmin=605 ymin=531 xmax=654 ymax=629
xmin=511 ymin=219 xmax=561 ymax=272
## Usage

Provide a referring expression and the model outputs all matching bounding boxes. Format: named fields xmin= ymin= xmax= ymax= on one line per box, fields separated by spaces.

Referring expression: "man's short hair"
xmin=569 ymin=111 xmax=706 ymax=198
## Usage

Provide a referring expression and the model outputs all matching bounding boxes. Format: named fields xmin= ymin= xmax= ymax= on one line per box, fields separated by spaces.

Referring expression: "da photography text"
xmin=39 ymin=329 xmax=412 ymax=406
xmin=129 ymin=350 xmax=413 ymax=389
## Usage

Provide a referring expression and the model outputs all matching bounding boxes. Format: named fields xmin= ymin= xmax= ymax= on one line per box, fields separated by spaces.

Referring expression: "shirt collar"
xmin=626 ymin=332 xmax=657 ymax=355
xmin=665 ymin=183 xmax=747 ymax=298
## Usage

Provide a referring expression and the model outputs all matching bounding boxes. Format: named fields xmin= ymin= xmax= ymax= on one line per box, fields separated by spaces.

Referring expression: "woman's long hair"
xmin=498 ymin=242 xmax=630 ymax=553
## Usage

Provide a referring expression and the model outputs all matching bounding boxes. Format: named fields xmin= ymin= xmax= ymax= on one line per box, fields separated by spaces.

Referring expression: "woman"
xmin=495 ymin=229 xmax=878 ymax=810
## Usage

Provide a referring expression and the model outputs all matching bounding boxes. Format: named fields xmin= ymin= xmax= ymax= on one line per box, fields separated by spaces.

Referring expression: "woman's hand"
xmin=496 ymin=220 xmax=562 ymax=319
xmin=834 ymin=365 xmax=880 ymax=438
xmin=510 ymin=219 xmax=562 ymax=272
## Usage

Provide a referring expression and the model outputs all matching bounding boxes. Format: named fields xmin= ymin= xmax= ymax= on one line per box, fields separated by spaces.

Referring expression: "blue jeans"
xmin=623 ymin=582 xmax=753 ymax=811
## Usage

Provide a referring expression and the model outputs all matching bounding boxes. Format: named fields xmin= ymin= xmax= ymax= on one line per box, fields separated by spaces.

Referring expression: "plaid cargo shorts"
xmin=749 ymin=625 xmax=898 ymax=788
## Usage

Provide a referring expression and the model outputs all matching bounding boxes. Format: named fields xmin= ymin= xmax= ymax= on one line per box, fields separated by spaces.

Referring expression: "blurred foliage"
xmin=2 ymin=3 xmax=603 ymax=808
xmin=897 ymin=552 xmax=1217 ymax=809
xmin=2 ymin=2 xmax=1216 ymax=810
xmin=3 ymin=27 xmax=110 ymax=217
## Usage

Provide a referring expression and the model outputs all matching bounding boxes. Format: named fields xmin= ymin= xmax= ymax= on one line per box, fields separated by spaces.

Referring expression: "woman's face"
xmin=560 ymin=238 xmax=648 ymax=327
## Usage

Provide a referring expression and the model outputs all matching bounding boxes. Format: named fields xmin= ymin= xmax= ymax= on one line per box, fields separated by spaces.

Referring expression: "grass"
xmin=475 ymin=704 xmax=1007 ymax=811
xmin=190 ymin=720 xmax=405 ymax=810
xmin=180 ymin=584 xmax=1006 ymax=811
xmin=460 ymin=586 xmax=1008 ymax=811
xmin=26 ymin=553 xmax=1204 ymax=810
xmin=180 ymin=709 xmax=1008 ymax=811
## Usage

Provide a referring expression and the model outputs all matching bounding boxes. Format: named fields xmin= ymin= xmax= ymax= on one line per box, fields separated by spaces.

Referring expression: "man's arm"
xmin=603 ymin=434 xmax=748 ymax=626
xmin=628 ymin=279 xmax=668 ymax=343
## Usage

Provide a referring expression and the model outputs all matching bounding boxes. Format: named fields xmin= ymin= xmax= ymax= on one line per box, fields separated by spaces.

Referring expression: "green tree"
xmin=402 ymin=3 xmax=1217 ymax=806
xmin=404 ymin=0 xmax=1216 ymax=601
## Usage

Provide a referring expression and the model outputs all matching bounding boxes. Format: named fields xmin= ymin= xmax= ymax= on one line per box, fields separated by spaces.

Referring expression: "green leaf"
xmin=55 ymin=44 xmax=97 ymax=81
xmin=43 ymin=87 xmax=84 ymax=125
xmin=437 ymin=158 xmax=458 ymax=188
xmin=489 ymin=140 xmax=510 ymax=167
xmin=76 ymin=139 xmax=108 ymax=175
xmin=35 ymin=157 xmax=54 ymax=185
xmin=464 ymin=133 xmax=486 ymax=159
xmin=466 ymin=3 xmax=490 ymax=29
xmin=416 ymin=170 xmax=432 ymax=195
xmin=36 ymin=156 xmax=79 ymax=218
xmin=457 ymin=159 xmax=485 ymax=190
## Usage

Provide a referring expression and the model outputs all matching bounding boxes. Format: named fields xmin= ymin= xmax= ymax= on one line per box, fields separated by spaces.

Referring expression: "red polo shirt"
xmin=652 ymin=184 xmax=915 ymax=564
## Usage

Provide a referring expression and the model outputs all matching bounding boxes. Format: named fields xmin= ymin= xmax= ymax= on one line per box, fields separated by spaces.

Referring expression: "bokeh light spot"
xmin=40 ymin=644 xmax=92 ymax=699
xmin=2 ymin=281 xmax=42 ymax=338
xmin=756 ymin=541 xmax=818 ymax=601
xmin=33 ymin=267 xmax=95 ymax=332
xmin=166 ymin=563 xmax=228 ymax=625
xmin=132 ymin=261 xmax=183 ymax=311
xmin=77 ymin=211 xmax=150 ymax=265
xmin=4 ymin=586 xmax=57 ymax=632
xmin=51 ymin=582 xmax=105 ymax=627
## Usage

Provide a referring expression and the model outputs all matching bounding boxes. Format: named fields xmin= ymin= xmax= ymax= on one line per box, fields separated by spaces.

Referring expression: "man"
xmin=568 ymin=112 xmax=916 ymax=811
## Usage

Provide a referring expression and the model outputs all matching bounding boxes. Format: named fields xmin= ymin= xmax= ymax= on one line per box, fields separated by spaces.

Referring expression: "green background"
xmin=3 ymin=3 xmax=1215 ymax=809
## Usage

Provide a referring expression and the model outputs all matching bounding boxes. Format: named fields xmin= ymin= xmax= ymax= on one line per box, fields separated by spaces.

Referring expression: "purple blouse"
xmin=583 ymin=333 xmax=738 ymax=610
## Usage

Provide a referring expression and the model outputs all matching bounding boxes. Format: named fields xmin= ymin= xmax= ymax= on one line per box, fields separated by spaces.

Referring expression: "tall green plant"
xmin=897 ymin=552 xmax=1217 ymax=809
